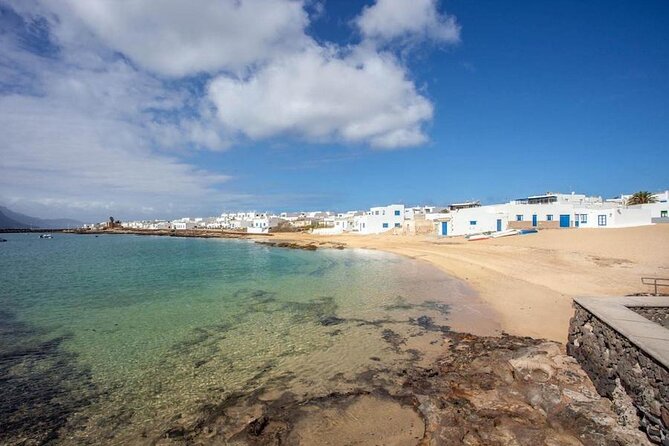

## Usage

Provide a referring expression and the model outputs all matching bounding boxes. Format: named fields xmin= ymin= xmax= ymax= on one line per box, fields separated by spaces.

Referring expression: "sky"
xmin=0 ymin=0 xmax=667 ymax=222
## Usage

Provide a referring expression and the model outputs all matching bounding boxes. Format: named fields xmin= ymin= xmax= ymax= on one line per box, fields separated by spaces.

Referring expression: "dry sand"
xmin=259 ymin=225 xmax=669 ymax=342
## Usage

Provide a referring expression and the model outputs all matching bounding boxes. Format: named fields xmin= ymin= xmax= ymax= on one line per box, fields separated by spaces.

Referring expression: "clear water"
xmin=0 ymin=233 xmax=498 ymax=444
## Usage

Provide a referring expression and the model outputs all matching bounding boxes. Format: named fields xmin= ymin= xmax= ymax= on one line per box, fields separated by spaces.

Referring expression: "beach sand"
xmin=258 ymin=225 xmax=669 ymax=342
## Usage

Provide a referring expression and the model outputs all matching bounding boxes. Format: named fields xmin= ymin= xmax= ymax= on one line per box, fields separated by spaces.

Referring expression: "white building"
xmin=354 ymin=204 xmax=405 ymax=234
xmin=623 ymin=190 xmax=669 ymax=221
xmin=172 ymin=221 xmax=196 ymax=230
xmin=438 ymin=192 xmax=654 ymax=237
xmin=247 ymin=216 xmax=281 ymax=234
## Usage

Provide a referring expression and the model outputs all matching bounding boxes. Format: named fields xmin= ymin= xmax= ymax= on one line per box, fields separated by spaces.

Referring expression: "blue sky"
xmin=0 ymin=1 xmax=667 ymax=221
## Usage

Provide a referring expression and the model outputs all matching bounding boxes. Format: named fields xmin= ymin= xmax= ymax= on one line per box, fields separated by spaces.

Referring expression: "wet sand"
xmin=256 ymin=225 xmax=669 ymax=342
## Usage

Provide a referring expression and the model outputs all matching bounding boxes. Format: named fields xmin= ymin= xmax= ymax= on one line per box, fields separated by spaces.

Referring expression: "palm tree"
xmin=626 ymin=191 xmax=657 ymax=206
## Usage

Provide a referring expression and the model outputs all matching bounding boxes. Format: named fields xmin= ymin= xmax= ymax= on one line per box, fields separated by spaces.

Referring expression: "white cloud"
xmin=54 ymin=0 xmax=310 ymax=77
xmin=0 ymin=94 xmax=236 ymax=221
xmin=208 ymin=45 xmax=433 ymax=148
xmin=356 ymin=0 xmax=460 ymax=45
xmin=0 ymin=0 xmax=462 ymax=219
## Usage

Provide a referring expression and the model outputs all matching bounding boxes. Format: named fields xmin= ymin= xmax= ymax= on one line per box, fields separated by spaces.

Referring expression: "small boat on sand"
xmin=490 ymin=229 xmax=519 ymax=238
xmin=467 ymin=233 xmax=490 ymax=241
xmin=518 ymin=229 xmax=538 ymax=235
xmin=39 ymin=234 xmax=53 ymax=239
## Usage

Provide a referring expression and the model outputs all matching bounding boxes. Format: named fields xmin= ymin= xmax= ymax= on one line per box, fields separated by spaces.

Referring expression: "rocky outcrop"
xmin=160 ymin=333 xmax=648 ymax=445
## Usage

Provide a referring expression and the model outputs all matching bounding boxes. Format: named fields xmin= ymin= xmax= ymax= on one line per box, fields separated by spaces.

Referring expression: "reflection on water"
xmin=0 ymin=233 xmax=500 ymax=444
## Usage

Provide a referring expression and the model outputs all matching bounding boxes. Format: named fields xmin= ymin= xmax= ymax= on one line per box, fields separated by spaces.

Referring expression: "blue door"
xmin=496 ymin=219 xmax=502 ymax=232
xmin=441 ymin=222 xmax=448 ymax=236
xmin=532 ymin=214 xmax=537 ymax=227
xmin=559 ymin=214 xmax=570 ymax=228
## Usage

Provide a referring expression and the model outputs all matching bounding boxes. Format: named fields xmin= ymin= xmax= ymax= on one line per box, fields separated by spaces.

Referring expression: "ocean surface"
xmin=0 ymin=233 xmax=498 ymax=444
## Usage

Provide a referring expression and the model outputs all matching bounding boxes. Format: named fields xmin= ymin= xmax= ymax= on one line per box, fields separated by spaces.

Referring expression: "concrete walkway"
xmin=573 ymin=296 xmax=669 ymax=369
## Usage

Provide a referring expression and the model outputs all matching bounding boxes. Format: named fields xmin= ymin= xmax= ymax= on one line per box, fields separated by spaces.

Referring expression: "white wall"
xmin=356 ymin=204 xmax=405 ymax=234
xmin=442 ymin=201 xmax=653 ymax=236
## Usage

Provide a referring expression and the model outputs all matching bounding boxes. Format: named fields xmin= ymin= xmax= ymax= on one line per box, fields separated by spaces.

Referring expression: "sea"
xmin=0 ymin=233 xmax=499 ymax=444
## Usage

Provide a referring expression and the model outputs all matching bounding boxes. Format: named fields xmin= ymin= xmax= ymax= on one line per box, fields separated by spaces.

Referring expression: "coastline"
xmin=253 ymin=225 xmax=669 ymax=342
xmin=63 ymin=225 xmax=669 ymax=341
xmin=3 ymin=228 xmax=662 ymax=444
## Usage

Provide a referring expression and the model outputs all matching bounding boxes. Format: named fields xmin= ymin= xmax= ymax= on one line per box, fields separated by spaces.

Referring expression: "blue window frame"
xmin=382 ymin=223 xmax=389 ymax=228
xmin=394 ymin=210 xmax=401 ymax=216
xmin=597 ymin=215 xmax=607 ymax=226
xmin=394 ymin=223 xmax=401 ymax=228
xmin=469 ymin=220 xmax=477 ymax=225
xmin=516 ymin=214 xmax=523 ymax=221
xmin=546 ymin=214 xmax=553 ymax=221
xmin=580 ymin=214 xmax=587 ymax=223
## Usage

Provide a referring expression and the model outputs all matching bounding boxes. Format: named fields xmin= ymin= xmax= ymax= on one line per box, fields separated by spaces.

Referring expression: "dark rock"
xmin=248 ymin=416 xmax=269 ymax=436
xmin=319 ymin=316 xmax=345 ymax=326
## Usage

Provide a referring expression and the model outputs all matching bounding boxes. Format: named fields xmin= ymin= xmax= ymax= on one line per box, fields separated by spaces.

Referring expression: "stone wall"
xmin=568 ymin=303 xmax=669 ymax=444
xmin=631 ymin=307 xmax=669 ymax=329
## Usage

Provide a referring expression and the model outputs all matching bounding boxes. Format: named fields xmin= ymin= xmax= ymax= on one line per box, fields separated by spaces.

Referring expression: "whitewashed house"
xmin=172 ymin=221 xmax=196 ymax=230
xmin=247 ymin=216 xmax=281 ymax=234
xmin=439 ymin=192 xmax=654 ymax=237
xmin=354 ymin=204 xmax=405 ymax=234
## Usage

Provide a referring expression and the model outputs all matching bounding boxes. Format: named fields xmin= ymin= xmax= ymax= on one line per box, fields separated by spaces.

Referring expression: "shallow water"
xmin=0 ymin=233 xmax=499 ymax=444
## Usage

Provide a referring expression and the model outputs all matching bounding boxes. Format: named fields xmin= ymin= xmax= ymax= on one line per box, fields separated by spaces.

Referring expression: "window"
xmin=598 ymin=215 xmax=607 ymax=226
xmin=516 ymin=215 xmax=523 ymax=221
xmin=580 ymin=214 xmax=587 ymax=223
xmin=661 ymin=210 xmax=668 ymax=218
xmin=382 ymin=223 xmax=389 ymax=228
xmin=469 ymin=220 xmax=477 ymax=225
xmin=374 ymin=211 xmax=379 ymax=215
xmin=394 ymin=223 xmax=401 ymax=228
xmin=546 ymin=214 xmax=553 ymax=221
xmin=394 ymin=210 xmax=401 ymax=216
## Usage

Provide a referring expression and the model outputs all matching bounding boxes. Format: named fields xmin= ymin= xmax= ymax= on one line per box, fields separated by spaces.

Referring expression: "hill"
xmin=0 ymin=206 xmax=84 ymax=229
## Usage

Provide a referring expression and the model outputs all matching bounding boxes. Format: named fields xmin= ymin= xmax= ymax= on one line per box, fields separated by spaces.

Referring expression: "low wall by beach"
xmin=508 ymin=221 xmax=560 ymax=230
xmin=568 ymin=297 xmax=669 ymax=444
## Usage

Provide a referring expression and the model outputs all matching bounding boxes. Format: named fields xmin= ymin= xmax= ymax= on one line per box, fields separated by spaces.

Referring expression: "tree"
xmin=626 ymin=191 xmax=657 ymax=206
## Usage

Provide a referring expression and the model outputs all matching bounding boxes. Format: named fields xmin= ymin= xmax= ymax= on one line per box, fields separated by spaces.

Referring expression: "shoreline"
xmin=59 ymin=225 xmax=669 ymax=342
xmin=253 ymin=225 xmax=669 ymax=342
xmin=2 ymin=228 xmax=661 ymax=444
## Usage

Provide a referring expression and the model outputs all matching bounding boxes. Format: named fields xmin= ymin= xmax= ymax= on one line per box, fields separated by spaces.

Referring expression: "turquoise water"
xmin=0 ymin=233 xmax=497 ymax=444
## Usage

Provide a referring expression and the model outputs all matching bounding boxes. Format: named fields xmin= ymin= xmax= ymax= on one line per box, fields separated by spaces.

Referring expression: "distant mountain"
xmin=0 ymin=206 xmax=84 ymax=229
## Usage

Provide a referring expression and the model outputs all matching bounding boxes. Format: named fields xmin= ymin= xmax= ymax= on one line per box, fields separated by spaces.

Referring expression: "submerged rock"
xmin=165 ymin=332 xmax=649 ymax=446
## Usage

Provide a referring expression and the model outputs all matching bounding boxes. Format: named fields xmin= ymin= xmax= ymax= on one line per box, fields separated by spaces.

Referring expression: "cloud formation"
xmin=0 ymin=0 xmax=460 ymax=219
xmin=56 ymin=0 xmax=309 ymax=77
xmin=208 ymin=46 xmax=433 ymax=148
xmin=356 ymin=0 xmax=461 ymax=45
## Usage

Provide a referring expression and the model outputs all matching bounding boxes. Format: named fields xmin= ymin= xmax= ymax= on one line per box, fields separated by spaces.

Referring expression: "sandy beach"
xmin=258 ymin=225 xmax=669 ymax=342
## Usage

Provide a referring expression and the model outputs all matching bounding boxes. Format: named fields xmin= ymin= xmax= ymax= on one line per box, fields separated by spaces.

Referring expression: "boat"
xmin=517 ymin=229 xmax=538 ymax=235
xmin=39 ymin=234 xmax=53 ymax=239
xmin=489 ymin=229 xmax=519 ymax=238
xmin=0 ymin=238 xmax=7 ymax=242
xmin=467 ymin=233 xmax=491 ymax=241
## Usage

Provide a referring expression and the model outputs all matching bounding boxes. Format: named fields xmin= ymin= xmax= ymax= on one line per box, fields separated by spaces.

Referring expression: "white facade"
xmin=173 ymin=221 xmax=196 ymax=230
xmin=440 ymin=192 xmax=654 ymax=237
xmin=355 ymin=204 xmax=405 ymax=234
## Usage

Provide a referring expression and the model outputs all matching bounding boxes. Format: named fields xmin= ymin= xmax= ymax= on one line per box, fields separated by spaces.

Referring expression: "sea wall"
xmin=568 ymin=299 xmax=669 ymax=444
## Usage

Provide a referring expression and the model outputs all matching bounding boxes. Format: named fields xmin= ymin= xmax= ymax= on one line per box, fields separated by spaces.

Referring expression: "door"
xmin=496 ymin=219 xmax=502 ymax=232
xmin=531 ymin=214 xmax=537 ymax=227
xmin=559 ymin=214 xmax=570 ymax=228
xmin=441 ymin=222 xmax=448 ymax=236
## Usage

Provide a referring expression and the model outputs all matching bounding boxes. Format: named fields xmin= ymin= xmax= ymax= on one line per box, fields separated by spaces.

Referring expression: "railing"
xmin=641 ymin=277 xmax=669 ymax=295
